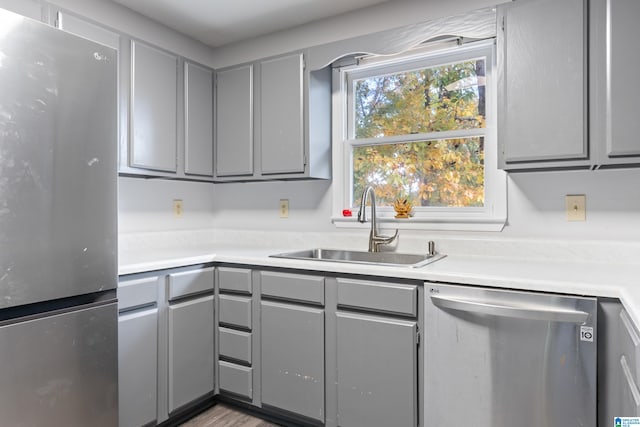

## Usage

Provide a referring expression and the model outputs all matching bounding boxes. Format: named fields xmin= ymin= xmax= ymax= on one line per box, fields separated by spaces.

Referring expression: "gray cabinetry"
xmin=215 ymin=52 xmax=331 ymax=181
xmin=260 ymin=53 xmax=305 ymax=175
xmin=498 ymin=0 xmax=588 ymax=170
xmin=336 ymin=312 xmax=417 ymax=427
xmin=215 ymin=65 xmax=254 ymax=177
xmin=619 ymin=308 xmax=640 ymax=416
xmin=261 ymin=300 xmax=325 ymax=422
xmin=328 ymin=277 xmax=419 ymax=427
xmin=595 ymin=0 xmax=640 ymax=165
xmin=216 ymin=267 xmax=256 ymax=401
xmin=117 ymin=276 xmax=159 ymax=427
xmin=130 ymin=41 xmax=178 ymax=172
xmin=185 ymin=61 xmax=214 ymax=177
xmin=167 ymin=295 xmax=215 ymax=413
xmin=0 ymin=0 xmax=44 ymax=20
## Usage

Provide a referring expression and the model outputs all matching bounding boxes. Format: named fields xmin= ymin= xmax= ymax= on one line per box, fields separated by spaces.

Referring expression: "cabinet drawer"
xmin=168 ymin=267 xmax=214 ymax=300
xmin=620 ymin=309 xmax=640 ymax=382
xmin=118 ymin=277 xmax=158 ymax=311
xmin=219 ymin=295 xmax=252 ymax=329
xmin=218 ymin=267 xmax=252 ymax=294
xmin=260 ymin=271 xmax=324 ymax=304
xmin=219 ymin=361 xmax=253 ymax=399
xmin=337 ymin=278 xmax=417 ymax=317
xmin=219 ymin=328 xmax=252 ymax=364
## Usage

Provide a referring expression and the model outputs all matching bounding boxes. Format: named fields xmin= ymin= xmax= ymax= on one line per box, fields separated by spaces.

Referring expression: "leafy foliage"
xmin=352 ymin=59 xmax=486 ymax=207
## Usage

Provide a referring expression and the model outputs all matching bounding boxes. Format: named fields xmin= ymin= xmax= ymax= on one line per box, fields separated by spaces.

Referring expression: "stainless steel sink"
xmin=270 ymin=248 xmax=445 ymax=268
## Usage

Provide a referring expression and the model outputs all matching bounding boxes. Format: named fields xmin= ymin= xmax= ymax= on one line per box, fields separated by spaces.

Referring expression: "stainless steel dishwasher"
xmin=424 ymin=283 xmax=597 ymax=427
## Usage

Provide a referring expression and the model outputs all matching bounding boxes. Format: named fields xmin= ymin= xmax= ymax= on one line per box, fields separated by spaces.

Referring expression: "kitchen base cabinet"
xmin=118 ymin=276 xmax=160 ymax=427
xmin=335 ymin=312 xmax=417 ymax=427
xmin=118 ymin=307 xmax=158 ymax=427
xmin=261 ymin=300 xmax=325 ymax=422
xmin=168 ymin=295 xmax=215 ymax=413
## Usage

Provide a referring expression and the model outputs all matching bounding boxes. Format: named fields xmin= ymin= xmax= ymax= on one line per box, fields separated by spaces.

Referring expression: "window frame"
xmin=331 ymin=40 xmax=507 ymax=231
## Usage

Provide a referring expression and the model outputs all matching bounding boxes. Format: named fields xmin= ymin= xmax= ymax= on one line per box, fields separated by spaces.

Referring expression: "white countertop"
xmin=119 ymin=237 xmax=640 ymax=326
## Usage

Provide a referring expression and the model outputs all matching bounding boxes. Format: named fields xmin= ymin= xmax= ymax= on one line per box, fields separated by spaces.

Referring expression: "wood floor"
xmin=179 ymin=403 xmax=282 ymax=427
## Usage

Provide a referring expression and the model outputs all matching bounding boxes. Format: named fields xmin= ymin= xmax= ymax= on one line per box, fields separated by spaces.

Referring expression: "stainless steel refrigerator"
xmin=424 ymin=283 xmax=597 ymax=427
xmin=0 ymin=8 xmax=118 ymax=426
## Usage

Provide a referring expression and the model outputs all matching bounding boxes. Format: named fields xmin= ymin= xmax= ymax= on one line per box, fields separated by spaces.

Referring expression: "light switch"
xmin=566 ymin=195 xmax=586 ymax=221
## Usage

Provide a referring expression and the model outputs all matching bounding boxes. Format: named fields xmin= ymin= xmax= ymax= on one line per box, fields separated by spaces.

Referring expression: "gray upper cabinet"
xmin=498 ymin=0 xmax=589 ymax=170
xmin=185 ymin=61 xmax=214 ymax=177
xmin=215 ymin=51 xmax=331 ymax=181
xmin=130 ymin=41 xmax=178 ymax=172
xmin=597 ymin=0 xmax=640 ymax=166
xmin=260 ymin=53 xmax=305 ymax=175
xmin=215 ymin=64 xmax=254 ymax=177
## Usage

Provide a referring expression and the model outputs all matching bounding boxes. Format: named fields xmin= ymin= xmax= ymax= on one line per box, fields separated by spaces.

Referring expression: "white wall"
xmin=118 ymin=177 xmax=215 ymax=233
xmin=211 ymin=0 xmax=504 ymax=68
xmin=49 ymin=0 xmax=215 ymax=66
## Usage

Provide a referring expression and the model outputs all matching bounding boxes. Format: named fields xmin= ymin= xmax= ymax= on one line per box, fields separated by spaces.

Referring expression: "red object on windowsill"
xmin=342 ymin=209 xmax=353 ymax=217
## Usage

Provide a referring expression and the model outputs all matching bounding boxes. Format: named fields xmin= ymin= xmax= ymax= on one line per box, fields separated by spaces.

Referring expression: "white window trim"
xmin=331 ymin=40 xmax=507 ymax=232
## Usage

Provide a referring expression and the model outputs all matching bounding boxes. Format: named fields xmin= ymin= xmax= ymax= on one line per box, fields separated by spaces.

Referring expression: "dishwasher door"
xmin=424 ymin=283 xmax=597 ymax=427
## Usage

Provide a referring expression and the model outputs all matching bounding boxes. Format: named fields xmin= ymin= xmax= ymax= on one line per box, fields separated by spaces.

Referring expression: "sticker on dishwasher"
xmin=615 ymin=417 xmax=640 ymax=426
xmin=580 ymin=326 xmax=594 ymax=342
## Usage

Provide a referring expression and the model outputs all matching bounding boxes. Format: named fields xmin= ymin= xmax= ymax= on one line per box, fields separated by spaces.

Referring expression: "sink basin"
xmin=270 ymin=248 xmax=445 ymax=268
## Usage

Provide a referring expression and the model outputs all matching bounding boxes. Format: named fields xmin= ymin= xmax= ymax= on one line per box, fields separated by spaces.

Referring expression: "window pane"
xmin=354 ymin=59 xmax=486 ymax=139
xmin=352 ymin=137 xmax=484 ymax=207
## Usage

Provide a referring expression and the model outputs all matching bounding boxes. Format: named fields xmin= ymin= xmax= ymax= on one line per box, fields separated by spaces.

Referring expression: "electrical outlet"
xmin=566 ymin=195 xmax=586 ymax=221
xmin=173 ymin=199 xmax=183 ymax=218
xmin=279 ymin=199 xmax=289 ymax=218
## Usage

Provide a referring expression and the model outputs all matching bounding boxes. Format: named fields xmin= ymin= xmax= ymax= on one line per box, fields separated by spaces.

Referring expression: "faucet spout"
xmin=357 ymin=186 xmax=399 ymax=252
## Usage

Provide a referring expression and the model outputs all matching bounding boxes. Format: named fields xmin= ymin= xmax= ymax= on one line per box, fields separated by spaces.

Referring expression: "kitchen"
xmin=1 ymin=0 xmax=639 ymax=426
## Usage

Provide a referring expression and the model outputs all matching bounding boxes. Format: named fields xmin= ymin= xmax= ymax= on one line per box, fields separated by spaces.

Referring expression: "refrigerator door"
xmin=0 ymin=9 xmax=117 ymax=308
xmin=424 ymin=283 xmax=597 ymax=427
xmin=0 ymin=301 xmax=118 ymax=426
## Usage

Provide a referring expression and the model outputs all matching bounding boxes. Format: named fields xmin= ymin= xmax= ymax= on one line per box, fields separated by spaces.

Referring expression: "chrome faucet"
xmin=357 ymin=186 xmax=399 ymax=252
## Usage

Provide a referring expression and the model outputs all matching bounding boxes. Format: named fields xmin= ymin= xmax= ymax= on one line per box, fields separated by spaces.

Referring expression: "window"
xmin=332 ymin=41 xmax=506 ymax=231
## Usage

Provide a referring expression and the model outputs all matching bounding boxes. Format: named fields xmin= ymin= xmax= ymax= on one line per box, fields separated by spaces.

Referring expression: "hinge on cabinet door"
xmin=303 ymin=153 xmax=307 ymax=167
xmin=501 ymin=16 xmax=505 ymax=32
xmin=416 ymin=329 xmax=421 ymax=345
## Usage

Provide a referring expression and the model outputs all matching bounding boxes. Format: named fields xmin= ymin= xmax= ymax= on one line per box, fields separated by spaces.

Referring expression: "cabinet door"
xmin=0 ymin=0 xmax=43 ymax=20
xmin=498 ymin=0 xmax=587 ymax=168
xmin=168 ymin=295 xmax=214 ymax=412
xmin=216 ymin=65 xmax=253 ymax=177
xmin=261 ymin=300 xmax=324 ymax=422
xmin=185 ymin=61 xmax=214 ymax=176
xmin=336 ymin=312 xmax=417 ymax=427
xmin=131 ymin=41 xmax=177 ymax=172
xmin=604 ymin=0 xmax=640 ymax=161
xmin=260 ymin=53 xmax=305 ymax=175
xmin=118 ymin=307 xmax=158 ymax=427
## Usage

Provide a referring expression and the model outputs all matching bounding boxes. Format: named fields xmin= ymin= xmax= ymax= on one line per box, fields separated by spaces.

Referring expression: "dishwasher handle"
xmin=430 ymin=294 xmax=590 ymax=324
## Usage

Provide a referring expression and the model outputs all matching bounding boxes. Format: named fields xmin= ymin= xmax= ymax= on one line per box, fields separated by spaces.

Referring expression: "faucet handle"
xmin=428 ymin=241 xmax=436 ymax=257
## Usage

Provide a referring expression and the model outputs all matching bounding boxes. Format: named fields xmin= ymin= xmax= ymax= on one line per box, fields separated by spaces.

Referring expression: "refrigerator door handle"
xmin=430 ymin=294 xmax=590 ymax=324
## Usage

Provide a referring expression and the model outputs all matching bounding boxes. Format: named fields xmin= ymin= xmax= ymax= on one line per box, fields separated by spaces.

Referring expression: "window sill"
xmin=331 ymin=216 xmax=506 ymax=232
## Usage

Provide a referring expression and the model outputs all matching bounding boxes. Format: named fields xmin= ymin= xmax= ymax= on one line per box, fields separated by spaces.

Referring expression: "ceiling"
xmin=110 ymin=0 xmax=394 ymax=47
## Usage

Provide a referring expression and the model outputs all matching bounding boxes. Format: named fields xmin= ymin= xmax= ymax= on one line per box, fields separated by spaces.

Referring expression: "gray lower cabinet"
xmin=118 ymin=307 xmax=158 ymax=427
xmin=117 ymin=276 xmax=160 ymax=427
xmin=261 ymin=300 xmax=325 ymax=422
xmin=167 ymin=295 xmax=215 ymax=413
xmin=336 ymin=312 xmax=417 ymax=427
